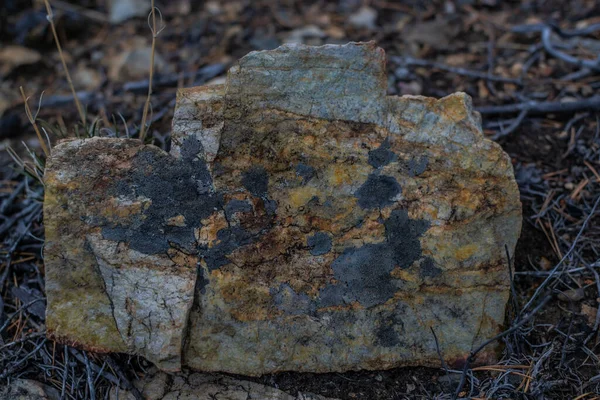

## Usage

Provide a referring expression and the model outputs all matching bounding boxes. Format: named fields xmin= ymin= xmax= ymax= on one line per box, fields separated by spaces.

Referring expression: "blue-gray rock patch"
xmin=224 ymin=199 xmax=253 ymax=220
xmin=296 ymin=163 xmax=316 ymax=183
xmin=408 ymin=155 xmax=429 ymax=177
xmin=420 ymin=258 xmax=441 ymax=278
xmin=242 ymin=166 xmax=269 ymax=197
xmin=307 ymin=232 xmax=332 ymax=256
xmin=368 ymin=138 xmax=397 ymax=168
xmin=354 ymin=174 xmax=402 ymax=209
xmin=316 ymin=209 xmax=431 ymax=309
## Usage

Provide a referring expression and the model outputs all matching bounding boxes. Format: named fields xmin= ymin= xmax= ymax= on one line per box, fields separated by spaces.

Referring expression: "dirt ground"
xmin=1 ymin=0 xmax=600 ymax=399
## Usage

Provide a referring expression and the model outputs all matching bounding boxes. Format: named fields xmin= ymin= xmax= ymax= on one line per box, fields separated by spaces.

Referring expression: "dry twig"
xmin=139 ymin=2 xmax=165 ymax=142
xmin=43 ymin=0 xmax=87 ymax=127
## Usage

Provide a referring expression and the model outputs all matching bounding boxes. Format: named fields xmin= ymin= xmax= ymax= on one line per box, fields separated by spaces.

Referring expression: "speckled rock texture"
xmin=0 ymin=379 xmax=60 ymax=400
xmin=44 ymin=42 xmax=521 ymax=375
xmin=108 ymin=368 xmax=337 ymax=400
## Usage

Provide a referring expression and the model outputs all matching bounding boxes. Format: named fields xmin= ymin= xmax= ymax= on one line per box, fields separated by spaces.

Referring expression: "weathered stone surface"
xmin=44 ymin=42 xmax=522 ymax=375
xmin=44 ymin=139 xmax=200 ymax=371
xmin=108 ymin=368 xmax=337 ymax=400
xmin=0 ymin=379 xmax=60 ymax=400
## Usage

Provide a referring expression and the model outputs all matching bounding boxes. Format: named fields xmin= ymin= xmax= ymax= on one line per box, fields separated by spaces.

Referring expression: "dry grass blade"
xmin=139 ymin=1 xmax=165 ymax=143
xmin=6 ymin=146 xmax=42 ymax=182
xmin=19 ymin=87 xmax=50 ymax=157
xmin=42 ymin=0 xmax=86 ymax=127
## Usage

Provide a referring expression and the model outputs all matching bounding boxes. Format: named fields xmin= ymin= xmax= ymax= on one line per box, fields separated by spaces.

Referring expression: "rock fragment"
xmin=44 ymin=139 xmax=201 ymax=371
xmin=108 ymin=368 xmax=338 ymax=400
xmin=0 ymin=379 xmax=60 ymax=400
xmin=44 ymin=42 xmax=522 ymax=375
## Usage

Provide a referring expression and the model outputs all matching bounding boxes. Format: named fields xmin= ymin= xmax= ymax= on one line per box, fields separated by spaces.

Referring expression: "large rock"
xmin=44 ymin=42 xmax=521 ymax=375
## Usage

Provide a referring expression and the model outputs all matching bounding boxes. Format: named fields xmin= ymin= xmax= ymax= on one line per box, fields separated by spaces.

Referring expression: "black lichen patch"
xmin=319 ymin=244 xmax=397 ymax=308
xmin=368 ymin=138 xmax=397 ymax=168
xmin=420 ymin=257 xmax=441 ymax=278
xmin=101 ymin=137 xmax=222 ymax=255
xmin=203 ymin=172 xmax=276 ymax=271
xmin=384 ymin=209 xmax=430 ymax=267
xmin=355 ymin=174 xmax=402 ymax=209
xmin=408 ymin=155 xmax=429 ymax=177
xmin=201 ymin=225 xmax=257 ymax=271
xmin=264 ymin=198 xmax=278 ymax=215
xmin=307 ymin=232 xmax=332 ymax=256
xmin=241 ymin=166 xmax=269 ymax=197
xmin=317 ymin=209 xmax=430 ymax=309
xmin=224 ymin=199 xmax=253 ymax=220
xmin=296 ymin=163 xmax=316 ymax=183
xmin=180 ymin=135 xmax=204 ymax=162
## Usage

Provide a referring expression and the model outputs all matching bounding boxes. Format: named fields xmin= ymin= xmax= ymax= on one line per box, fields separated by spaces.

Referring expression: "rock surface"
xmin=0 ymin=379 xmax=60 ymax=400
xmin=44 ymin=42 xmax=521 ymax=375
xmin=108 ymin=368 xmax=337 ymax=400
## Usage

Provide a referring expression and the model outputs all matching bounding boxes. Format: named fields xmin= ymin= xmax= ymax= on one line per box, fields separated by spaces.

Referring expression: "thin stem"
xmin=139 ymin=0 xmax=158 ymax=143
xmin=43 ymin=0 xmax=87 ymax=127
xmin=19 ymin=87 xmax=50 ymax=157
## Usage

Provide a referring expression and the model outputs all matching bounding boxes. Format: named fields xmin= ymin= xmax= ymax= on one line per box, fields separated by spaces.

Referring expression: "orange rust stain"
xmin=302 ymin=135 xmax=317 ymax=147
xmin=219 ymin=280 xmax=272 ymax=321
xmin=338 ymin=218 xmax=385 ymax=243
xmin=326 ymin=164 xmax=361 ymax=186
xmin=455 ymin=243 xmax=478 ymax=261
xmin=198 ymin=212 xmax=228 ymax=247
xmin=457 ymin=188 xmax=481 ymax=211
xmin=288 ymin=186 xmax=320 ymax=209
xmin=104 ymin=197 xmax=147 ymax=219
xmin=391 ymin=267 xmax=418 ymax=282
xmin=167 ymin=214 xmax=186 ymax=227
xmin=316 ymin=301 xmax=363 ymax=313
xmin=440 ymin=94 xmax=468 ymax=122
xmin=166 ymin=248 xmax=198 ymax=269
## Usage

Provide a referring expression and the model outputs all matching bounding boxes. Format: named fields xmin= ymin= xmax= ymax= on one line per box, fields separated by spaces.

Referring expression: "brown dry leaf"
xmin=403 ymin=16 xmax=460 ymax=50
xmin=0 ymin=46 xmax=41 ymax=76
xmin=558 ymin=288 xmax=585 ymax=302
xmin=0 ymin=86 xmax=19 ymax=117
xmin=107 ymin=46 xmax=169 ymax=81
xmin=445 ymin=53 xmax=478 ymax=66
xmin=539 ymin=256 xmax=552 ymax=271
xmin=478 ymin=80 xmax=490 ymax=99
xmin=73 ymin=65 xmax=103 ymax=91
xmin=576 ymin=16 xmax=600 ymax=29
xmin=510 ymin=62 xmax=523 ymax=77
xmin=581 ymin=303 xmax=598 ymax=326
xmin=326 ymin=26 xmax=346 ymax=39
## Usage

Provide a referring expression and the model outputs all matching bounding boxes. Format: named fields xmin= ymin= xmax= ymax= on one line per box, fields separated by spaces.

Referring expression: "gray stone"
xmin=108 ymin=368 xmax=338 ymax=400
xmin=109 ymin=0 xmax=150 ymax=24
xmin=0 ymin=379 xmax=60 ymax=400
xmin=44 ymin=42 xmax=521 ymax=376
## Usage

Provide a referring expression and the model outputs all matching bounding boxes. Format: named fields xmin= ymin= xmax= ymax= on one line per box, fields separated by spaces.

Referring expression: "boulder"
xmin=44 ymin=42 xmax=521 ymax=375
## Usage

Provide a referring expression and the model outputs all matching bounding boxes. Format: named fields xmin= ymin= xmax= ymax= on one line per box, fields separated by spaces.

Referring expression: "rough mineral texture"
xmin=108 ymin=368 xmax=337 ymax=400
xmin=44 ymin=42 xmax=522 ymax=375
xmin=0 ymin=379 xmax=60 ymax=400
